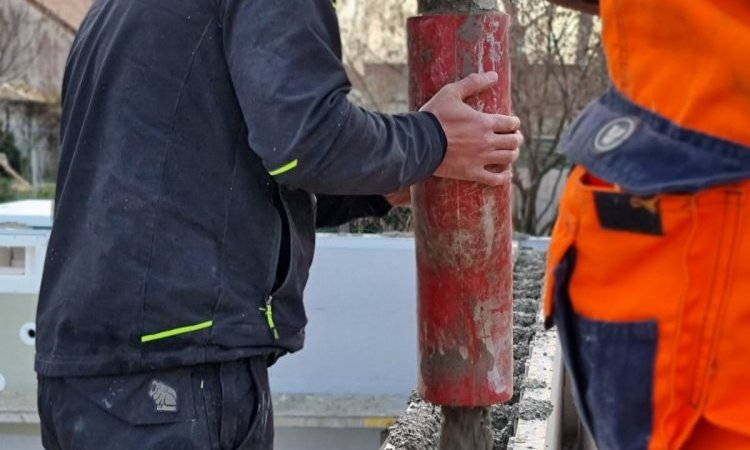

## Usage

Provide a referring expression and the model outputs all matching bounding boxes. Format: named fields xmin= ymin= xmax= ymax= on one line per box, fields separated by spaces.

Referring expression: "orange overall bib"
xmin=544 ymin=1 xmax=750 ymax=449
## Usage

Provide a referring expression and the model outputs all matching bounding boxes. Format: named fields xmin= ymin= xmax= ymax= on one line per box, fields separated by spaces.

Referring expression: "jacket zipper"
xmin=263 ymin=186 xmax=293 ymax=341
xmin=260 ymin=296 xmax=280 ymax=340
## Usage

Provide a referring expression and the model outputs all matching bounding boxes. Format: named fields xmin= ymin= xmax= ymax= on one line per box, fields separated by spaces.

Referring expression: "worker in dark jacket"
xmin=35 ymin=0 xmax=522 ymax=449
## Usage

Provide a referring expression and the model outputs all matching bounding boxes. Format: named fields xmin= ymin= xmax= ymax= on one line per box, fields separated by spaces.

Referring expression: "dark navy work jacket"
xmin=36 ymin=0 xmax=445 ymax=377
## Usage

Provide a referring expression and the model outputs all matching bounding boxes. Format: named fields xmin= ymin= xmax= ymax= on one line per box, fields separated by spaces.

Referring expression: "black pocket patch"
xmin=594 ymin=192 xmax=663 ymax=235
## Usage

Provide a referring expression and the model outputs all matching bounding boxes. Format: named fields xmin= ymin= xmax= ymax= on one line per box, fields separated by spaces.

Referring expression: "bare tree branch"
xmin=0 ymin=3 xmax=45 ymax=84
xmin=510 ymin=0 xmax=608 ymax=235
xmin=337 ymin=0 xmax=609 ymax=235
xmin=535 ymin=160 xmax=566 ymax=222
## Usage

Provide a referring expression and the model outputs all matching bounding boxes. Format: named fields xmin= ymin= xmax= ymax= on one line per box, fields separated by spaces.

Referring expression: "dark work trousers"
xmin=37 ymin=357 xmax=273 ymax=450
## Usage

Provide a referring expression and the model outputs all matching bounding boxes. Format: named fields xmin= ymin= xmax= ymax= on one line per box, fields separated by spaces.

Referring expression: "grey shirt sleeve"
xmin=221 ymin=0 xmax=446 ymax=195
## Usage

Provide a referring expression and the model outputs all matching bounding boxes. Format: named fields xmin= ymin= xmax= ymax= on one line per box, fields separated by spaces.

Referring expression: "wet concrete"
xmin=385 ymin=250 xmax=547 ymax=450
xmin=439 ymin=407 xmax=494 ymax=450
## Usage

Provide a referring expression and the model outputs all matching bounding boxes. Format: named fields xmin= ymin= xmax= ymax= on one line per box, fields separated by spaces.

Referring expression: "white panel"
xmin=0 ymin=232 xmax=49 ymax=294
xmin=270 ymin=234 xmax=418 ymax=397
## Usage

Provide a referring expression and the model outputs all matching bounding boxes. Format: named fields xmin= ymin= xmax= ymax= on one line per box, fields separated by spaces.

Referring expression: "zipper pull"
xmin=260 ymin=296 xmax=280 ymax=340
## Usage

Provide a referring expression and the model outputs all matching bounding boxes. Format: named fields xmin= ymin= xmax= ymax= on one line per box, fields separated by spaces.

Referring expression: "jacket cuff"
xmin=422 ymin=111 xmax=448 ymax=165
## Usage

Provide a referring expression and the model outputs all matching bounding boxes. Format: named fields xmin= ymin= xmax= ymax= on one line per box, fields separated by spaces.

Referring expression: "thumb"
xmin=452 ymin=72 xmax=498 ymax=100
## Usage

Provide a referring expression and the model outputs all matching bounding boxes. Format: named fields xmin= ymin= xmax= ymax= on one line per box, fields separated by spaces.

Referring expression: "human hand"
xmin=385 ymin=188 xmax=412 ymax=207
xmin=420 ymin=72 xmax=522 ymax=187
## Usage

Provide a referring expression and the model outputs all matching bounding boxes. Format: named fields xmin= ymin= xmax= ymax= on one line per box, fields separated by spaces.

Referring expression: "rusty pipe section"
xmin=408 ymin=11 xmax=513 ymax=407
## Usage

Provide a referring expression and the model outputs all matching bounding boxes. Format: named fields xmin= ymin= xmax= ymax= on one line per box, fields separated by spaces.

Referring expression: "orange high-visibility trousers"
xmin=545 ymin=167 xmax=750 ymax=450
xmin=544 ymin=1 xmax=750 ymax=448
xmin=683 ymin=420 xmax=750 ymax=450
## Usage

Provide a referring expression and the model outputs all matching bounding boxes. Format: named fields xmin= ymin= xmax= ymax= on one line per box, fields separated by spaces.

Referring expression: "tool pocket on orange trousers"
xmin=552 ymin=248 xmax=658 ymax=450
xmin=546 ymin=168 xmax=659 ymax=450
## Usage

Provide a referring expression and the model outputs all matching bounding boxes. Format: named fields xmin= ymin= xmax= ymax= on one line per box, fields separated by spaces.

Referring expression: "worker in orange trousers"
xmin=543 ymin=1 xmax=750 ymax=449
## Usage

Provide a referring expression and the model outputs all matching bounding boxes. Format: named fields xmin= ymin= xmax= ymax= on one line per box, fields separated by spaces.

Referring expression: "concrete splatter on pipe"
xmin=408 ymin=7 xmax=513 ymax=409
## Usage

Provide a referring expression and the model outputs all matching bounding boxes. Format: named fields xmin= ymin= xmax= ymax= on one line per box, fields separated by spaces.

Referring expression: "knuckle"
xmin=500 ymin=116 xmax=515 ymax=132
xmin=442 ymin=80 xmax=458 ymax=91
xmin=487 ymin=150 xmax=502 ymax=163
xmin=470 ymin=167 xmax=485 ymax=182
xmin=442 ymin=84 xmax=456 ymax=96
xmin=490 ymin=114 xmax=504 ymax=130
xmin=494 ymin=137 xmax=512 ymax=151
xmin=499 ymin=150 xmax=514 ymax=164
xmin=483 ymin=115 xmax=496 ymax=130
xmin=506 ymin=150 xmax=519 ymax=163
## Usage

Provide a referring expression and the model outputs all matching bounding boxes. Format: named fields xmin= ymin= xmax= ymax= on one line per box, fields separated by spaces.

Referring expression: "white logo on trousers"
xmin=594 ymin=117 xmax=638 ymax=153
xmin=149 ymin=380 xmax=178 ymax=412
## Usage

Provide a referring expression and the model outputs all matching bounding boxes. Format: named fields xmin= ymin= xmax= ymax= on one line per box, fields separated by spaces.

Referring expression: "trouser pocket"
xmin=218 ymin=358 xmax=273 ymax=450
xmin=553 ymin=249 xmax=658 ymax=450
xmin=38 ymin=367 xmax=207 ymax=450
xmin=37 ymin=357 xmax=274 ymax=450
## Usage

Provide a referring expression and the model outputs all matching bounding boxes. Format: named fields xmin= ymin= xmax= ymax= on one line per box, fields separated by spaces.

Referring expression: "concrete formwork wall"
xmin=270 ymin=235 xmax=420 ymax=397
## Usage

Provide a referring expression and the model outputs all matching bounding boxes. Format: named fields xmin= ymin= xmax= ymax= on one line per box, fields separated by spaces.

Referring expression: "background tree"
xmin=0 ymin=121 xmax=27 ymax=201
xmin=0 ymin=2 xmax=44 ymax=83
xmin=504 ymin=0 xmax=608 ymax=235
xmin=0 ymin=0 xmax=48 ymax=183
xmin=334 ymin=0 xmax=609 ymax=235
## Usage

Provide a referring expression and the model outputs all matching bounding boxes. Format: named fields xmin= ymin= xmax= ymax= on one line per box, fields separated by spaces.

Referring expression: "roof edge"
xmin=24 ymin=0 xmax=77 ymax=34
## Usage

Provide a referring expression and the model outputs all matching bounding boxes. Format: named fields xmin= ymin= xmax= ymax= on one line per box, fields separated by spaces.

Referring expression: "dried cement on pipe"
xmin=385 ymin=249 xmax=548 ymax=450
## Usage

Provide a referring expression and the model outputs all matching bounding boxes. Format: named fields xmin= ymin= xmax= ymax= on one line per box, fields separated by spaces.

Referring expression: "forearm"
xmin=315 ymin=195 xmax=392 ymax=228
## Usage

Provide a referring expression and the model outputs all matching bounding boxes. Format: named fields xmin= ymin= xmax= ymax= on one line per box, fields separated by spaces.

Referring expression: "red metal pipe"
xmin=409 ymin=12 xmax=513 ymax=407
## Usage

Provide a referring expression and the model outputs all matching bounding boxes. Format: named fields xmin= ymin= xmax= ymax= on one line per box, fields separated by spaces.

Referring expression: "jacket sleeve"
xmin=221 ymin=0 xmax=446 ymax=195
xmin=315 ymin=195 xmax=393 ymax=229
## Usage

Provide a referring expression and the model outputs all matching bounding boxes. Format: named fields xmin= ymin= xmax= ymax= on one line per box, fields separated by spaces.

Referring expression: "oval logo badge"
xmin=593 ymin=117 xmax=638 ymax=153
